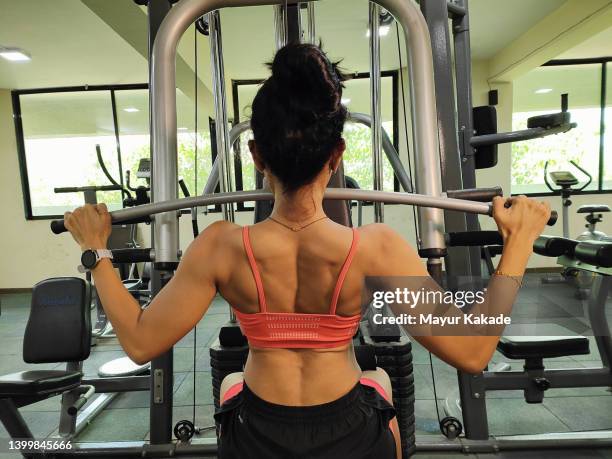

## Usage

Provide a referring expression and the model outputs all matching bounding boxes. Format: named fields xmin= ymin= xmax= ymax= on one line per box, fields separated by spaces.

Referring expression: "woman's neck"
xmin=270 ymin=183 xmax=327 ymax=223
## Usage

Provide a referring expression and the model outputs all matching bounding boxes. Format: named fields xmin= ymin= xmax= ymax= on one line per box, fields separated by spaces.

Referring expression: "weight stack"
xmin=210 ymin=323 xmax=249 ymax=408
xmin=359 ymin=321 xmax=416 ymax=459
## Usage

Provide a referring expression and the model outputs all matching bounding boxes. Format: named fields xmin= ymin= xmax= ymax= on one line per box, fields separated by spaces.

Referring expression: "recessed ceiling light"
xmin=0 ymin=47 xmax=31 ymax=62
xmin=535 ymin=88 xmax=553 ymax=94
xmin=341 ymin=98 xmax=351 ymax=105
xmin=123 ymin=107 xmax=139 ymax=113
xmin=366 ymin=26 xmax=391 ymax=37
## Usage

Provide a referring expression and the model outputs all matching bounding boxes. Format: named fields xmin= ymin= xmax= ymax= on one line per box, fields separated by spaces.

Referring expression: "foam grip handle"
xmin=112 ymin=248 xmax=152 ymax=263
xmin=574 ymin=241 xmax=612 ymax=268
xmin=446 ymin=186 xmax=503 ymax=202
xmin=446 ymin=231 xmax=502 ymax=247
xmin=533 ymin=235 xmax=577 ymax=257
xmin=51 ymin=219 xmax=67 ymax=234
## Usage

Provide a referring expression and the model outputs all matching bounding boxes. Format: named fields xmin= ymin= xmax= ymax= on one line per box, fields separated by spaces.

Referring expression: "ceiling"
xmin=557 ymin=26 xmax=612 ymax=60
xmin=0 ymin=0 xmax=147 ymax=89
xmin=0 ymin=0 xmax=573 ymax=92
xmin=513 ymin=63 xmax=605 ymax=113
xmin=468 ymin=0 xmax=566 ymax=60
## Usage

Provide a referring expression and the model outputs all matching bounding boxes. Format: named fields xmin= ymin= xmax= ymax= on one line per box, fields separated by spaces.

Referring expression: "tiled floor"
xmin=0 ymin=273 xmax=611 ymax=458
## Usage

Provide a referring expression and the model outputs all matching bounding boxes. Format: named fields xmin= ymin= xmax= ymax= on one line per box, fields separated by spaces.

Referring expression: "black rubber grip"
xmin=51 ymin=219 xmax=67 ymax=234
xmin=446 ymin=231 xmax=502 ymax=247
xmin=50 ymin=216 xmax=151 ymax=234
xmin=112 ymin=248 xmax=152 ymax=263
xmin=574 ymin=241 xmax=612 ymax=268
xmin=446 ymin=186 xmax=503 ymax=202
xmin=532 ymin=236 xmax=577 ymax=257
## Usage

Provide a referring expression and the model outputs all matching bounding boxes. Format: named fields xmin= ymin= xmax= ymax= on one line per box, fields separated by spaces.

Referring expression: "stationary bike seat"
xmin=577 ymin=205 xmax=611 ymax=214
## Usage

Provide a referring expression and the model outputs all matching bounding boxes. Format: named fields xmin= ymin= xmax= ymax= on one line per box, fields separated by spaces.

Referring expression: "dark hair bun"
xmin=251 ymin=44 xmax=349 ymax=192
xmin=270 ymin=44 xmax=343 ymax=114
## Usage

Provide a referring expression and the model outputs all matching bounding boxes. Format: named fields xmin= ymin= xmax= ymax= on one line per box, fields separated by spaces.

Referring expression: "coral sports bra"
xmin=232 ymin=226 xmax=362 ymax=349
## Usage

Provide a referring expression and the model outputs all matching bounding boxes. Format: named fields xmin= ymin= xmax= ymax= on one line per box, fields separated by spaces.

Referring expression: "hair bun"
xmin=270 ymin=43 xmax=343 ymax=114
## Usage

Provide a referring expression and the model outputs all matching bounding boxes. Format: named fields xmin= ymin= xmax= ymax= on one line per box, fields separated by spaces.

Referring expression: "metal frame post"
xmin=273 ymin=5 xmax=287 ymax=49
xmin=286 ymin=3 xmax=302 ymax=43
xmin=306 ymin=2 xmax=316 ymax=44
xmin=451 ymin=0 xmax=481 ymax=277
xmin=209 ymin=10 xmax=235 ymax=222
xmin=420 ymin=0 xmax=473 ymax=279
xmin=147 ymin=0 xmax=174 ymax=445
xmin=369 ymin=2 xmax=384 ymax=223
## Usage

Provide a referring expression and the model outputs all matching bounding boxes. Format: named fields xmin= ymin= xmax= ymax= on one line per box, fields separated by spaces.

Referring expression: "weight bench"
xmin=0 ymin=278 xmax=91 ymax=453
xmin=496 ymin=324 xmax=590 ymax=403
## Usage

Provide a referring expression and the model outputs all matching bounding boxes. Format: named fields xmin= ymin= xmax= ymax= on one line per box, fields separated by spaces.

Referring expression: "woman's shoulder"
xmin=356 ymin=223 xmax=403 ymax=246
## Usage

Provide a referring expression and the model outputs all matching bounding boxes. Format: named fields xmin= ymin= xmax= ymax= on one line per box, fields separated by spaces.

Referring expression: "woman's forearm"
xmin=496 ymin=235 xmax=534 ymax=276
xmin=91 ymin=259 xmax=147 ymax=362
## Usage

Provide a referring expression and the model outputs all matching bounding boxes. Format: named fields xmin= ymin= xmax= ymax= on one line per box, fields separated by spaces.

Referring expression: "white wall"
xmin=0 ymin=89 xmax=84 ymax=288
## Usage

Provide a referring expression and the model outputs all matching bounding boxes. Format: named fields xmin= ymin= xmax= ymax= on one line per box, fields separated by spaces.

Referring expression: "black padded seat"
xmin=497 ymin=325 xmax=589 ymax=360
xmin=0 ymin=370 xmax=81 ymax=397
xmin=577 ymin=204 xmax=611 ymax=214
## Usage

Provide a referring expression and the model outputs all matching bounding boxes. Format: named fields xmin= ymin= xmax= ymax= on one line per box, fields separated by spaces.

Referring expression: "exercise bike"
xmin=541 ymin=160 xmax=610 ymax=291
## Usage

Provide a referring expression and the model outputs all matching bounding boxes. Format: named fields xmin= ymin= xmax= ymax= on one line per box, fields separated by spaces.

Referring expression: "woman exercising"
xmin=64 ymin=44 xmax=551 ymax=459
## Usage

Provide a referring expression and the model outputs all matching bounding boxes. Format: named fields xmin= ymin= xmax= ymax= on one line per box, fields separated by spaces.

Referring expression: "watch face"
xmin=81 ymin=250 xmax=98 ymax=269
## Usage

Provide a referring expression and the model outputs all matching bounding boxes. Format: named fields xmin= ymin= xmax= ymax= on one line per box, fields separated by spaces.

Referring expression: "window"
xmin=14 ymin=85 xmax=212 ymax=218
xmin=511 ymin=60 xmax=611 ymax=194
xmin=231 ymin=72 xmax=399 ymax=195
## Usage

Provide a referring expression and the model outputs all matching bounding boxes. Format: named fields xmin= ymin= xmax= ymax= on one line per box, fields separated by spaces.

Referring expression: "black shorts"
xmin=214 ymin=382 xmax=397 ymax=459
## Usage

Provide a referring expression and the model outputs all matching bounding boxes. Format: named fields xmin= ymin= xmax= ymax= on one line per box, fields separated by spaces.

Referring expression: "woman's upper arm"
xmin=362 ymin=224 xmax=489 ymax=373
xmin=133 ymin=221 xmax=232 ymax=359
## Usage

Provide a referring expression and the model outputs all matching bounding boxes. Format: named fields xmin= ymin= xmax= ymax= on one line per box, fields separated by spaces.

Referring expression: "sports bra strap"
xmin=242 ymin=226 xmax=268 ymax=313
xmin=329 ymin=228 xmax=360 ymax=315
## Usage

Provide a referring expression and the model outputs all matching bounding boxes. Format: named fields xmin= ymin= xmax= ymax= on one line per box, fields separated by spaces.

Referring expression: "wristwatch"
xmin=78 ymin=249 xmax=114 ymax=273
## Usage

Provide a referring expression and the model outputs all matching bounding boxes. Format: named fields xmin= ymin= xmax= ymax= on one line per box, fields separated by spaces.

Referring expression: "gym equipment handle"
xmin=112 ymin=248 xmax=152 ymax=263
xmin=54 ymin=185 xmax=123 ymax=193
xmin=448 ymin=233 xmax=578 ymax=258
xmin=446 ymin=186 xmax=502 ymax=202
xmin=50 ymin=189 xmax=557 ymax=235
xmin=574 ymin=241 xmax=612 ymax=268
xmin=51 ymin=215 xmax=151 ymax=235
xmin=446 ymin=231 xmax=503 ymax=247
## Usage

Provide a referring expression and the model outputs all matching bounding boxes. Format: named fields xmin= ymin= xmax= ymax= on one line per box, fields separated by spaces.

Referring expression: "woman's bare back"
xmin=215 ymin=219 xmax=372 ymax=405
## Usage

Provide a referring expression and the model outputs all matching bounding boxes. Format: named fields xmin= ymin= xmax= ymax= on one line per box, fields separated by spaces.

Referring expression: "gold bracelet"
xmin=493 ymin=270 xmax=523 ymax=289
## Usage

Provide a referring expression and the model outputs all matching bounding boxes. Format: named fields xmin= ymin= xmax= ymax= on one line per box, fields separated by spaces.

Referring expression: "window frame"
xmin=514 ymin=57 xmax=612 ymax=197
xmin=13 ymin=83 xmax=148 ymax=220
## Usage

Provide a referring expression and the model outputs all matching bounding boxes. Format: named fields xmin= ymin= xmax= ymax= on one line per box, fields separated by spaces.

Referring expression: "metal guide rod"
xmin=150 ymin=0 xmax=445 ymax=263
xmin=208 ymin=10 xmax=235 ymax=223
xmin=369 ymin=2 xmax=384 ymax=222
xmin=307 ymin=2 xmax=316 ymax=43
xmin=274 ymin=4 xmax=287 ymax=49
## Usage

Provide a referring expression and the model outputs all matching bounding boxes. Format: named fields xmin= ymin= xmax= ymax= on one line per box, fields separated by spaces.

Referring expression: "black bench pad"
xmin=0 ymin=370 xmax=81 ymax=397
xmin=498 ymin=325 xmax=590 ymax=360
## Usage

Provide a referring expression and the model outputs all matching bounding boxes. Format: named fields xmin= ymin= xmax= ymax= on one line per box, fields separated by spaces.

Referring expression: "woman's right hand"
xmin=492 ymin=195 xmax=551 ymax=243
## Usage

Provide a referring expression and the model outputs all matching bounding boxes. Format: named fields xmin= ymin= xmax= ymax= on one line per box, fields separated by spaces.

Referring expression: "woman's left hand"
xmin=64 ymin=203 xmax=112 ymax=250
